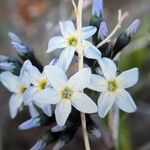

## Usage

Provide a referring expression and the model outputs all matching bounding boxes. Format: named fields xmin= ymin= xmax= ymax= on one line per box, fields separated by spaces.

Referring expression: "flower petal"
xmin=33 ymin=88 xmax=60 ymax=104
xmin=58 ymin=48 xmax=75 ymax=72
xmin=83 ymin=41 xmax=102 ymax=60
xmin=9 ymin=94 xmax=23 ymax=119
xmin=59 ymin=21 xmax=76 ymax=38
xmin=47 ymin=36 xmax=66 ymax=53
xmin=55 ymin=101 xmax=71 ymax=126
xmin=89 ymin=74 xmax=107 ymax=92
xmin=82 ymin=26 xmax=97 ymax=39
xmin=67 ymin=68 xmax=91 ymax=91
xmin=44 ymin=66 xmax=68 ymax=90
xmin=116 ymin=68 xmax=139 ymax=89
xmin=24 ymin=62 xmax=41 ymax=85
xmin=34 ymin=102 xmax=52 ymax=116
xmin=99 ymin=58 xmax=117 ymax=80
xmin=115 ymin=89 xmax=137 ymax=113
xmin=23 ymin=86 xmax=37 ymax=105
xmin=98 ymin=92 xmax=115 ymax=118
xmin=51 ymin=125 xmax=66 ymax=132
xmin=0 ymin=71 xmax=19 ymax=93
xmin=72 ymin=92 xmax=97 ymax=113
xmin=27 ymin=102 xmax=39 ymax=117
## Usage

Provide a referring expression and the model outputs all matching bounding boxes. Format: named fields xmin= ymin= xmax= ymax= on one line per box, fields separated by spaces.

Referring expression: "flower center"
xmin=37 ymin=79 xmax=48 ymax=91
xmin=19 ymin=85 xmax=27 ymax=95
xmin=67 ymin=36 xmax=78 ymax=47
xmin=107 ymin=80 xmax=119 ymax=93
xmin=60 ymin=86 xmax=73 ymax=101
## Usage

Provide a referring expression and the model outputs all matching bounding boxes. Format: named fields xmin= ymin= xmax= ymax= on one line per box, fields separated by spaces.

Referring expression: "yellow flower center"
xmin=60 ymin=86 xmax=73 ymax=101
xmin=37 ymin=79 xmax=48 ymax=91
xmin=19 ymin=85 xmax=27 ymax=95
xmin=67 ymin=36 xmax=78 ymax=47
xmin=107 ymin=80 xmax=119 ymax=93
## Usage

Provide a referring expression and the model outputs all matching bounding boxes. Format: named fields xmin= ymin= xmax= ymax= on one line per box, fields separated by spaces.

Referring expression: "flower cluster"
xmin=0 ymin=0 xmax=140 ymax=149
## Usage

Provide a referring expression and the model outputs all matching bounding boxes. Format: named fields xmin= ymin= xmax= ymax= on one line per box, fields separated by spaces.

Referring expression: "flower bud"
xmin=0 ymin=62 xmax=15 ymax=71
xmin=8 ymin=32 xmax=22 ymax=44
xmin=31 ymin=140 xmax=46 ymax=150
xmin=19 ymin=114 xmax=55 ymax=130
xmin=51 ymin=125 xmax=66 ymax=133
xmin=98 ymin=21 xmax=108 ymax=40
xmin=92 ymin=0 xmax=103 ymax=17
xmin=53 ymin=140 xmax=65 ymax=150
xmin=127 ymin=19 xmax=140 ymax=37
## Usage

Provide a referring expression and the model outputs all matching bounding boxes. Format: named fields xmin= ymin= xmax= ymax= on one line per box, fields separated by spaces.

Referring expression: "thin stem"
xmin=108 ymin=106 xmax=120 ymax=150
xmin=76 ymin=0 xmax=91 ymax=150
xmin=96 ymin=10 xmax=129 ymax=48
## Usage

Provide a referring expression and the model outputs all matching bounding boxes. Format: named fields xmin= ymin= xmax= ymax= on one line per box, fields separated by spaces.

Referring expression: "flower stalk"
xmin=75 ymin=0 xmax=91 ymax=150
xmin=108 ymin=106 xmax=120 ymax=150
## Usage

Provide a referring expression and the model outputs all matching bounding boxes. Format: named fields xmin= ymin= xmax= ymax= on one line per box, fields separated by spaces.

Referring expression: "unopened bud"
xmin=127 ymin=19 xmax=140 ymax=37
xmin=31 ymin=140 xmax=46 ymax=150
xmin=92 ymin=0 xmax=103 ymax=17
xmin=98 ymin=21 xmax=108 ymax=40
xmin=0 ymin=62 xmax=15 ymax=71
xmin=52 ymin=140 xmax=65 ymax=150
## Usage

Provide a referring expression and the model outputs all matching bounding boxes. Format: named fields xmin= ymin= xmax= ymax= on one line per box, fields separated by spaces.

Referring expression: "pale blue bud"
xmin=92 ymin=0 xmax=103 ymax=17
xmin=0 ymin=62 xmax=15 ymax=71
xmin=0 ymin=55 xmax=8 ymax=62
xmin=98 ymin=21 xmax=108 ymax=39
xmin=31 ymin=140 xmax=46 ymax=150
xmin=18 ymin=117 xmax=40 ymax=130
xmin=127 ymin=19 xmax=140 ymax=37
xmin=8 ymin=32 xmax=22 ymax=44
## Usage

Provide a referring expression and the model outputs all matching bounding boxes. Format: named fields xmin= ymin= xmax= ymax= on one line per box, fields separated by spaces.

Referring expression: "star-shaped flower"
xmin=89 ymin=58 xmax=139 ymax=118
xmin=41 ymin=66 xmax=98 ymax=126
xmin=47 ymin=21 xmax=102 ymax=70
xmin=23 ymin=60 xmax=52 ymax=117
xmin=0 ymin=61 xmax=38 ymax=118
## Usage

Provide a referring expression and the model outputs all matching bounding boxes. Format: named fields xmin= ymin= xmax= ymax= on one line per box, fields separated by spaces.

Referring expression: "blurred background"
xmin=0 ymin=0 xmax=150 ymax=149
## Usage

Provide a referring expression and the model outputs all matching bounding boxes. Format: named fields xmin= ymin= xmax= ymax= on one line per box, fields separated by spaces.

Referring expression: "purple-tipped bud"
xmin=31 ymin=140 xmax=46 ymax=150
xmin=18 ymin=117 xmax=40 ymax=130
xmin=127 ymin=19 xmax=140 ymax=37
xmin=8 ymin=32 xmax=22 ymax=44
xmin=51 ymin=125 xmax=66 ymax=133
xmin=0 ymin=62 xmax=15 ymax=71
xmin=53 ymin=140 xmax=65 ymax=150
xmin=0 ymin=55 xmax=8 ymax=62
xmin=92 ymin=0 xmax=103 ymax=17
xmin=98 ymin=21 xmax=108 ymax=39
xmin=11 ymin=42 xmax=27 ymax=55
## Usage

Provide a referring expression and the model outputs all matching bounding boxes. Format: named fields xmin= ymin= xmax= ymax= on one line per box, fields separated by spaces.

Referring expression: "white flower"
xmin=0 ymin=62 xmax=33 ymax=118
xmin=89 ymin=58 xmax=139 ymax=118
xmin=23 ymin=60 xmax=52 ymax=117
xmin=47 ymin=21 xmax=102 ymax=70
xmin=42 ymin=66 xmax=97 ymax=126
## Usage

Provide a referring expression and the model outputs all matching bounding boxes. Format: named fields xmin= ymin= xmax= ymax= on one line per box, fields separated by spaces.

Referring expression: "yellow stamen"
xmin=67 ymin=36 xmax=78 ymax=47
xmin=60 ymin=86 xmax=73 ymax=101
xmin=107 ymin=80 xmax=119 ymax=93
xmin=19 ymin=85 xmax=27 ymax=95
xmin=37 ymin=79 xmax=48 ymax=91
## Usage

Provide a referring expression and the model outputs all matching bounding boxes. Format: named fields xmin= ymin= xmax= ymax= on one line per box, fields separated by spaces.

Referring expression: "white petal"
xmin=55 ymin=101 xmax=71 ymax=126
xmin=25 ymin=62 xmax=41 ymax=85
xmin=0 ymin=71 xmax=19 ymax=93
xmin=67 ymin=68 xmax=91 ymax=91
xmin=89 ymin=74 xmax=107 ymax=92
xmin=9 ymin=94 xmax=23 ymax=118
xmin=98 ymin=92 xmax=115 ymax=118
xmin=44 ymin=66 xmax=68 ymax=90
xmin=83 ymin=41 xmax=102 ymax=60
xmin=115 ymin=89 xmax=137 ymax=113
xmin=34 ymin=102 xmax=52 ymax=116
xmin=27 ymin=102 xmax=39 ymax=117
xmin=82 ymin=26 xmax=97 ymax=39
xmin=47 ymin=36 xmax=66 ymax=53
xmin=99 ymin=58 xmax=117 ymax=80
xmin=33 ymin=88 xmax=60 ymax=104
xmin=58 ymin=48 xmax=75 ymax=72
xmin=72 ymin=92 xmax=97 ymax=113
xmin=59 ymin=21 xmax=76 ymax=38
xmin=116 ymin=68 xmax=139 ymax=89
xmin=23 ymin=86 xmax=37 ymax=105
